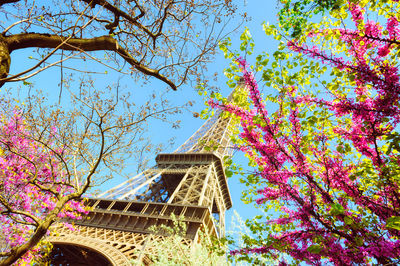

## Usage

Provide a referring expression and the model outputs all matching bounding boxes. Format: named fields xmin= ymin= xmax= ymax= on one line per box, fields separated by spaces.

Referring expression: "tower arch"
xmin=48 ymin=235 xmax=131 ymax=266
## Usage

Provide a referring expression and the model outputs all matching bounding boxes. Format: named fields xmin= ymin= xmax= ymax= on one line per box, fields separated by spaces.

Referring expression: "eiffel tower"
xmin=48 ymin=83 xmax=244 ymax=265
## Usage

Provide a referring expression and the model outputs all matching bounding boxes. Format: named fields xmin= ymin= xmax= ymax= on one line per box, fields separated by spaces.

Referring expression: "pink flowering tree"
xmin=215 ymin=0 xmax=400 ymax=264
xmin=0 ymin=78 xmax=182 ymax=264
xmin=0 ymin=111 xmax=87 ymax=265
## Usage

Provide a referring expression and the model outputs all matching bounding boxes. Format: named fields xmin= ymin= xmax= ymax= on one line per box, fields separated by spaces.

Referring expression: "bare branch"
xmin=79 ymin=0 xmax=152 ymax=37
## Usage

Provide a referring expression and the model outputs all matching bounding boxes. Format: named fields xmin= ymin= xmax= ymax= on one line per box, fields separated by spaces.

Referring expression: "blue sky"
xmin=141 ymin=0 xmax=282 ymax=237
xmin=3 ymin=0 xmax=282 ymax=239
xmin=167 ymin=0 xmax=281 ymax=231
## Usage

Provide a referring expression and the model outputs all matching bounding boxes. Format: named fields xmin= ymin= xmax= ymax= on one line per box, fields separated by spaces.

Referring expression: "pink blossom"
xmin=0 ymin=112 xmax=87 ymax=264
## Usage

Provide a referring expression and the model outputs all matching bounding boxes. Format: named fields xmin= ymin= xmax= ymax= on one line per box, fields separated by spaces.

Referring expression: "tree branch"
xmin=0 ymin=194 xmax=80 ymax=266
xmin=5 ymin=33 xmax=176 ymax=89
xmin=79 ymin=0 xmax=152 ymax=37
xmin=0 ymin=0 xmax=20 ymax=6
xmin=0 ymin=195 xmax=40 ymax=226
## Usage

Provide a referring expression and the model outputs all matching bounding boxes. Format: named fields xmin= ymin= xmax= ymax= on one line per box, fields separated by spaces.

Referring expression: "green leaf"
xmin=344 ymin=216 xmax=353 ymax=225
xmin=330 ymin=203 xmax=344 ymax=216
xmin=344 ymin=143 xmax=351 ymax=152
xmin=386 ymin=216 xmax=400 ymax=230
xmin=240 ymin=27 xmax=252 ymax=41
xmin=225 ymin=169 xmax=233 ymax=178
xmin=336 ymin=145 xmax=344 ymax=153
xmin=307 ymin=244 xmax=322 ymax=254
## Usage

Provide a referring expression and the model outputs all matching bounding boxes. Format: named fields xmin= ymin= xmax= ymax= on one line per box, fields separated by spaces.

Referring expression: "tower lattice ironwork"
xmin=48 ymin=84 xmax=244 ymax=265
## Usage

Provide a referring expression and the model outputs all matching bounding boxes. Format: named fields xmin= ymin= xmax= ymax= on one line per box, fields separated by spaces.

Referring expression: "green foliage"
xmin=329 ymin=204 xmax=345 ymax=216
xmin=142 ymin=214 xmax=229 ymax=266
xmin=278 ymin=0 xmax=344 ymax=37
xmin=218 ymin=0 xmax=400 ymax=263
xmin=307 ymin=244 xmax=322 ymax=254
xmin=386 ymin=216 xmax=400 ymax=230
xmin=226 ymin=211 xmax=285 ymax=265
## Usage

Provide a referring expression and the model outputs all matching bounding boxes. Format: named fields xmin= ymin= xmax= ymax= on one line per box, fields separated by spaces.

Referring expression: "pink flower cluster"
xmin=289 ymin=3 xmax=400 ymax=167
xmin=212 ymin=3 xmax=400 ymax=264
xmin=0 ymin=112 xmax=87 ymax=264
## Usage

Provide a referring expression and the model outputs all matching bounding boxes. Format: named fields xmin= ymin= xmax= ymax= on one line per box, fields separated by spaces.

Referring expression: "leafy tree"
xmin=0 ymin=0 xmax=240 ymax=90
xmin=214 ymin=0 xmax=400 ymax=264
xmin=145 ymin=214 xmax=229 ymax=266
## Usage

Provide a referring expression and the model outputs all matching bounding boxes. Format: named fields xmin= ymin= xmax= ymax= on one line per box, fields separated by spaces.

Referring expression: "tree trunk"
xmin=0 ymin=36 xmax=10 ymax=87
